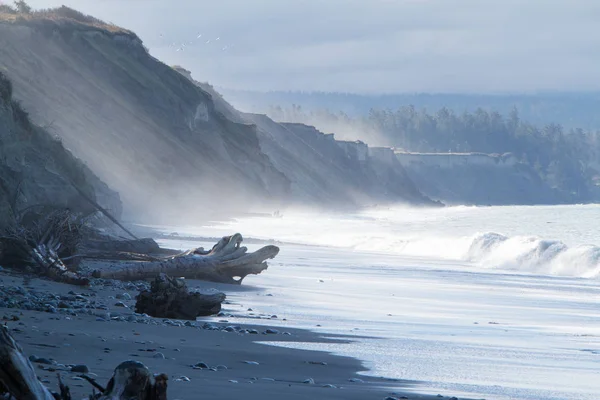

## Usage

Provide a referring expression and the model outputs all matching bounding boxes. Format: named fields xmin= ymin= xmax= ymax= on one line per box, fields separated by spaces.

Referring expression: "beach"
xmin=0 ymin=273 xmax=444 ymax=400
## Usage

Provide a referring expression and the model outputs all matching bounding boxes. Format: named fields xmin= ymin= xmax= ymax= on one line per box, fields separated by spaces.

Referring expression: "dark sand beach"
xmin=0 ymin=273 xmax=447 ymax=400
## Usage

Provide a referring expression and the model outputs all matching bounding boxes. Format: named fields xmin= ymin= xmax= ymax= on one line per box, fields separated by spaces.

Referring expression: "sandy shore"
xmin=0 ymin=273 xmax=455 ymax=400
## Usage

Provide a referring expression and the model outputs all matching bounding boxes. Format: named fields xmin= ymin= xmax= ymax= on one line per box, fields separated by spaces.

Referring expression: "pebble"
xmin=260 ymin=378 xmax=275 ymax=382
xmin=247 ymin=329 xmax=259 ymax=334
xmin=348 ymin=378 xmax=364 ymax=383
xmin=176 ymin=376 xmax=190 ymax=382
xmin=70 ymin=365 xmax=90 ymax=373
xmin=303 ymin=378 xmax=315 ymax=384
xmin=152 ymin=352 xmax=165 ymax=359
xmin=243 ymin=361 xmax=260 ymax=365
xmin=116 ymin=293 xmax=132 ymax=300
xmin=228 ymin=380 xmax=238 ymax=383
xmin=192 ymin=362 xmax=209 ymax=369
xmin=322 ymin=384 xmax=337 ymax=388
xmin=216 ymin=365 xmax=228 ymax=370
xmin=264 ymin=328 xmax=279 ymax=334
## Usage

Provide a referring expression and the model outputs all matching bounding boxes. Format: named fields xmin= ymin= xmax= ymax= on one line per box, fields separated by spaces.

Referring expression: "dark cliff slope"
xmin=174 ymin=67 xmax=435 ymax=207
xmin=0 ymin=10 xmax=289 ymax=222
xmin=0 ymin=71 xmax=121 ymax=227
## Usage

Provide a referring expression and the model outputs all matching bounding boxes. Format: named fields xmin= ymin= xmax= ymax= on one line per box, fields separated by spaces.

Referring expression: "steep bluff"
xmin=0 ymin=12 xmax=290 ymax=222
xmin=174 ymin=67 xmax=435 ymax=207
xmin=0 ymin=71 xmax=120 ymax=227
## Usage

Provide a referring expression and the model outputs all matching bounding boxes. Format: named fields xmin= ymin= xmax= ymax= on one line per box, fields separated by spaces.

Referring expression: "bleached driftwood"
xmin=93 ymin=233 xmax=279 ymax=284
xmin=0 ymin=325 xmax=168 ymax=400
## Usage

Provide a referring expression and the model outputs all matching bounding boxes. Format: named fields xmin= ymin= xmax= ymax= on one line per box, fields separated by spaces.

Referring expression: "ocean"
xmin=151 ymin=204 xmax=600 ymax=400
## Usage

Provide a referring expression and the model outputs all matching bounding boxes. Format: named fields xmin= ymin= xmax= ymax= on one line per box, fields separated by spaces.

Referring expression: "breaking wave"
xmin=463 ymin=232 xmax=600 ymax=278
xmin=355 ymin=232 xmax=600 ymax=278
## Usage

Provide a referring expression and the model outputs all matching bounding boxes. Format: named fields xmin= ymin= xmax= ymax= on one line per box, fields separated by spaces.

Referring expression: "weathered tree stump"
xmin=136 ymin=274 xmax=225 ymax=319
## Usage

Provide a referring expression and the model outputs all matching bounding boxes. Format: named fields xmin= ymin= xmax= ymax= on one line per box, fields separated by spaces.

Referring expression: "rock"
xmin=216 ymin=365 xmax=228 ymax=370
xmin=116 ymin=293 xmax=132 ymax=300
xmin=247 ymin=329 xmax=259 ymax=334
xmin=303 ymin=378 xmax=315 ymax=384
xmin=176 ymin=376 xmax=191 ymax=382
xmin=228 ymin=380 xmax=238 ymax=383
xmin=223 ymin=326 xmax=236 ymax=332
xmin=114 ymin=301 xmax=127 ymax=307
xmin=152 ymin=352 xmax=165 ymax=359
xmin=349 ymin=378 xmax=364 ymax=383
xmin=70 ymin=364 xmax=90 ymax=373
xmin=192 ymin=362 xmax=209 ymax=369
xmin=260 ymin=378 xmax=275 ymax=382
xmin=264 ymin=328 xmax=279 ymax=334
xmin=33 ymin=357 xmax=54 ymax=365
xmin=322 ymin=384 xmax=337 ymax=388
xmin=243 ymin=361 xmax=259 ymax=365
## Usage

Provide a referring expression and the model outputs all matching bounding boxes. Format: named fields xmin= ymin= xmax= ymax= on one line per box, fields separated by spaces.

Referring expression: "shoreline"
xmin=0 ymin=273 xmax=453 ymax=400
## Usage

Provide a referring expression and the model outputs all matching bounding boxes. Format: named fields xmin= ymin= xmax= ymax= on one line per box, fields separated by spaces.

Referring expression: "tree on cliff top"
xmin=13 ymin=0 xmax=31 ymax=13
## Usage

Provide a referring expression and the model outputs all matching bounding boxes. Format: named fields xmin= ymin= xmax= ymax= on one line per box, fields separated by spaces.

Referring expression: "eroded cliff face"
xmin=0 ymin=71 xmax=121 ymax=227
xmin=0 ymin=16 xmax=290 ymax=222
xmin=174 ymin=67 xmax=435 ymax=208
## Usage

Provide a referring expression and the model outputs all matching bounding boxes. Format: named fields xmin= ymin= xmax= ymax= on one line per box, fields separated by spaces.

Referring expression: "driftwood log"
xmin=0 ymin=325 xmax=168 ymax=399
xmin=0 ymin=325 xmax=55 ymax=400
xmin=93 ymin=233 xmax=280 ymax=284
xmin=136 ymin=274 xmax=225 ymax=319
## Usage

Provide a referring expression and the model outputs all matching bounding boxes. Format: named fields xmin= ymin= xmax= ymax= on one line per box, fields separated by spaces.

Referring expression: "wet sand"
xmin=0 ymin=274 xmax=453 ymax=400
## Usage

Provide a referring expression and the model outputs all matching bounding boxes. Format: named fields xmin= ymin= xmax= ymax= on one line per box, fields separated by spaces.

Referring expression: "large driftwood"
xmin=0 ymin=326 xmax=55 ymax=400
xmin=136 ymin=274 xmax=225 ymax=319
xmin=0 ymin=325 xmax=168 ymax=400
xmin=93 ymin=233 xmax=280 ymax=284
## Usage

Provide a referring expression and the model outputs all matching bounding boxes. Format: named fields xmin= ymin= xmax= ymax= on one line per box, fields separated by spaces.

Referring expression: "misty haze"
xmin=0 ymin=1 xmax=598 ymax=400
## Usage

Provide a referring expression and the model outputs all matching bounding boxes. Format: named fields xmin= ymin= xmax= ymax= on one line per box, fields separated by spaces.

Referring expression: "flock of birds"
xmin=159 ymin=32 xmax=233 ymax=53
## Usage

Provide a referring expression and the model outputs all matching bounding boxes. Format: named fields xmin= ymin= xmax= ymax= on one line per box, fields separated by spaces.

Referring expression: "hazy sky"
xmin=25 ymin=0 xmax=600 ymax=94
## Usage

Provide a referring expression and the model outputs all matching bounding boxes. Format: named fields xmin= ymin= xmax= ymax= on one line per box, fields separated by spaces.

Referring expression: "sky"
xmin=24 ymin=0 xmax=600 ymax=94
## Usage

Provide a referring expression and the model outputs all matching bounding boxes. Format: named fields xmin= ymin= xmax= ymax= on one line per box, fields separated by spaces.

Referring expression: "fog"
xmin=26 ymin=0 xmax=600 ymax=94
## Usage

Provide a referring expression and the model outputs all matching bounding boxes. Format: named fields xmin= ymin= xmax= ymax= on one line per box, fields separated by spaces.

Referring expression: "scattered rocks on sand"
xmin=70 ymin=364 xmax=90 ymax=373
xmin=192 ymin=362 xmax=209 ymax=369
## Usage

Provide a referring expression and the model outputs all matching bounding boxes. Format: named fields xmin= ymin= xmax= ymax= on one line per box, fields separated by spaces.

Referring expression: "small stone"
xmin=152 ymin=352 xmax=165 ymax=359
xmin=247 ymin=329 xmax=259 ymax=334
xmin=264 ymin=328 xmax=279 ymax=334
xmin=70 ymin=365 xmax=89 ymax=373
xmin=114 ymin=302 xmax=127 ymax=307
xmin=261 ymin=378 xmax=275 ymax=382
xmin=322 ymin=384 xmax=336 ymax=388
xmin=34 ymin=358 xmax=54 ymax=365
xmin=216 ymin=365 xmax=228 ymax=370
xmin=116 ymin=293 xmax=132 ymax=300
xmin=349 ymin=378 xmax=364 ymax=383
xmin=223 ymin=326 xmax=236 ymax=332
xmin=243 ymin=361 xmax=259 ymax=365
xmin=303 ymin=378 xmax=315 ymax=384
xmin=176 ymin=376 xmax=191 ymax=382
xmin=270 ymin=315 xmax=278 ymax=319
xmin=228 ymin=380 xmax=238 ymax=383
xmin=192 ymin=362 xmax=209 ymax=369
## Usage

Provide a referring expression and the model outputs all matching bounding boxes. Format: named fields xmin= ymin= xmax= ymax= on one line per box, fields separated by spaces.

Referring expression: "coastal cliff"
xmin=0 ymin=9 xmax=290 ymax=222
xmin=174 ymin=67 xmax=435 ymax=207
xmin=0 ymin=71 xmax=120 ymax=227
